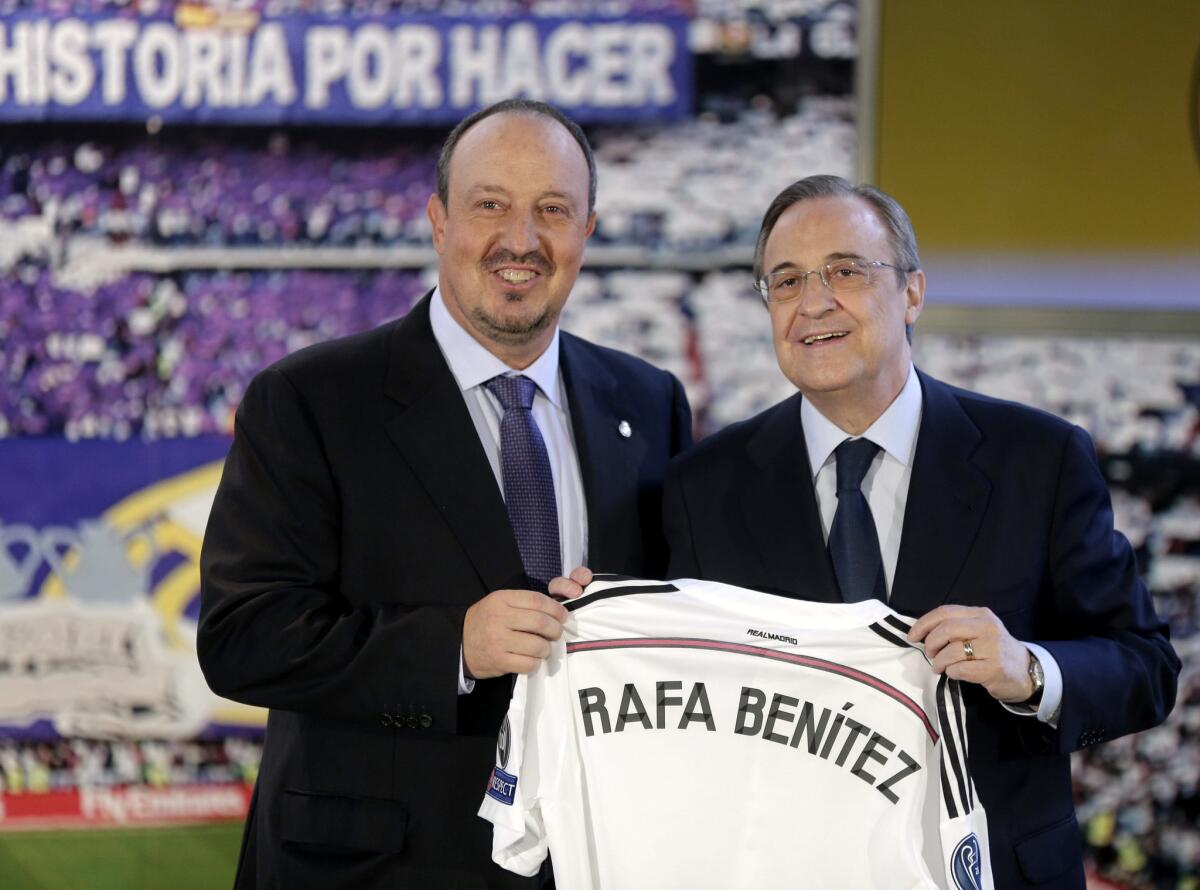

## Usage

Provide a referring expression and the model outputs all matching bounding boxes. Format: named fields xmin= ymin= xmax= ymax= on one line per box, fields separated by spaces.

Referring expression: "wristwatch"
xmin=1022 ymin=650 xmax=1045 ymax=709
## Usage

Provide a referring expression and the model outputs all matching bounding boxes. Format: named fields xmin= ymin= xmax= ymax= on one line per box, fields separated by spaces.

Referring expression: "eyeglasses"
xmin=754 ymin=259 xmax=910 ymax=305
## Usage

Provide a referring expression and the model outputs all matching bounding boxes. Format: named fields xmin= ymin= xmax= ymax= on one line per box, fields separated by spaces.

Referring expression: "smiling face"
xmin=763 ymin=196 xmax=925 ymax=434
xmin=427 ymin=112 xmax=596 ymax=368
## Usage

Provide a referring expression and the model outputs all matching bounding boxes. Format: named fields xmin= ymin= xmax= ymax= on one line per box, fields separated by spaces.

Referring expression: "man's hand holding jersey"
xmin=907 ymin=605 xmax=1037 ymax=704
xmin=548 ymin=566 xmax=594 ymax=601
xmin=463 ymin=585 xmax=582 ymax=680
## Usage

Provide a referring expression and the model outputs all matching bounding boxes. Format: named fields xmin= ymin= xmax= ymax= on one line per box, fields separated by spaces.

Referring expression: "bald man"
xmin=199 ymin=100 xmax=691 ymax=890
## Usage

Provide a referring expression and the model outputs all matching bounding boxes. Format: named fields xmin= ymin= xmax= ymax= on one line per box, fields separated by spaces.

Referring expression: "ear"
xmin=584 ymin=210 xmax=597 ymax=240
xmin=903 ymin=268 xmax=926 ymax=327
xmin=427 ymin=194 xmax=447 ymax=254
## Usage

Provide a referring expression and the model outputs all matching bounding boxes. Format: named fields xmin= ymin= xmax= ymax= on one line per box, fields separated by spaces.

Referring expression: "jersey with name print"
xmin=478 ymin=576 xmax=992 ymax=890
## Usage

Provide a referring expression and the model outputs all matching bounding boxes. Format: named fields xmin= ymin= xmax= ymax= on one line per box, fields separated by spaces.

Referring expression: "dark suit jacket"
xmin=663 ymin=370 xmax=1178 ymax=890
xmin=198 ymin=294 xmax=692 ymax=889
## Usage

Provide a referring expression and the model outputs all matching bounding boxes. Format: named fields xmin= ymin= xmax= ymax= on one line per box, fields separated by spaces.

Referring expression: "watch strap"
xmin=1021 ymin=651 xmax=1045 ymax=708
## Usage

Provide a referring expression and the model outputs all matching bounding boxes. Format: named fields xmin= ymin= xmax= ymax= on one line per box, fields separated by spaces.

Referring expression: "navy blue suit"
xmin=199 ymin=294 xmax=692 ymax=889
xmin=663 ymin=370 xmax=1178 ymax=889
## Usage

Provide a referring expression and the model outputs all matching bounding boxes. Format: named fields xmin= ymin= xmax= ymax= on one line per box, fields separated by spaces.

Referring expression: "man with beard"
xmin=198 ymin=100 xmax=692 ymax=889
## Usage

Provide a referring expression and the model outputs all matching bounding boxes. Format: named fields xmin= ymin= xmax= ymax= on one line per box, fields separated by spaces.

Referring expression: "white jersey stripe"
xmin=868 ymin=621 xmax=913 ymax=650
xmin=948 ymin=681 xmax=974 ymax=811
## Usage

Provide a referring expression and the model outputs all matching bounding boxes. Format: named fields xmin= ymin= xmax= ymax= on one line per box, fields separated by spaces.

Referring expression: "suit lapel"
xmin=889 ymin=372 xmax=991 ymax=616
xmin=382 ymin=295 xmax=525 ymax=592
xmin=743 ymin=394 xmax=841 ymax=602
xmin=559 ymin=334 xmax=646 ymax=571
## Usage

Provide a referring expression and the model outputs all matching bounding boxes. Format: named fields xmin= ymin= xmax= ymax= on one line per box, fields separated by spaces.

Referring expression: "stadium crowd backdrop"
xmin=0 ymin=2 xmax=1197 ymax=888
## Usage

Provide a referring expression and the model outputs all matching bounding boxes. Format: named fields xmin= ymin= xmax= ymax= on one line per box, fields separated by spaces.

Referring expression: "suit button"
xmin=419 ymin=713 xmax=433 ymax=729
xmin=406 ymin=715 xmax=419 ymax=729
xmin=381 ymin=713 xmax=394 ymax=728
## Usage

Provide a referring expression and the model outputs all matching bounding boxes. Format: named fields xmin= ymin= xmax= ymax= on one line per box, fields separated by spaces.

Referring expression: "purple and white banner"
xmin=0 ymin=436 xmax=262 ymax=740
xmin=0 ymin=13 xmax=691 ymax=124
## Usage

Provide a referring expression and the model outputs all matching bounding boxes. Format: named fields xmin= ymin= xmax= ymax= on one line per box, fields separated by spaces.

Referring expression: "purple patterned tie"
xmin=485 ymin=375 xmax=562 ymax=593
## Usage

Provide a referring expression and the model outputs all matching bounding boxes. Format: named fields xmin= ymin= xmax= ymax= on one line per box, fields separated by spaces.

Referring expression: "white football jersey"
xmin=479 ymin=576 xmax=992 ymax=890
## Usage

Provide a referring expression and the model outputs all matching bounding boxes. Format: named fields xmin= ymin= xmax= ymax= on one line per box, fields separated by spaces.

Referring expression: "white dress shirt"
xmin=802 ymin=364 xmax=1063 ymax=726
xmin=430 ymin=288 xmax=588 ymax=694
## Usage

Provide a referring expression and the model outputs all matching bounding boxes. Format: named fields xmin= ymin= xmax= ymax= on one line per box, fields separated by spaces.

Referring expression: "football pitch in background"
xmin=0 ymin=824 xmax=242 ymax=890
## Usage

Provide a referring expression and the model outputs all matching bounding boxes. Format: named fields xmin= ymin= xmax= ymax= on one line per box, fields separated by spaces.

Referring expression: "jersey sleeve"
xmin=935 ymin=675 xmax=994 ymax=890
xmin=477 ymin=647 xmax=558 ymax=877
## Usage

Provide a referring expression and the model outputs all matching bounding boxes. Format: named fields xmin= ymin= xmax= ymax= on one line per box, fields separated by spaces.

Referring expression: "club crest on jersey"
xmin=497 ymin=715 xmax=511 ymax=769
xmin=951 ymin=834 xmax=983 ymax=890
xmin=486 ymin=767 xmax=518 ymax=806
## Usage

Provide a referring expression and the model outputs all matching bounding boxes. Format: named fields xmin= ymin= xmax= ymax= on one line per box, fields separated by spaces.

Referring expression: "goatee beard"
xmin=470 ymin=302 xmax=555 ymax=347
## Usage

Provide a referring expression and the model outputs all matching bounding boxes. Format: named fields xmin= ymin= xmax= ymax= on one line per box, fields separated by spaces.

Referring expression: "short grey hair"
xmin=752 ymin=174 xmax=921 ymax=283
xmin=436 ymin=99 xmax=597 ymax=215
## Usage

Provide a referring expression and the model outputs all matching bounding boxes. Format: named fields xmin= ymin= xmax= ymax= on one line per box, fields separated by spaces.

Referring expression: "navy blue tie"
xmin=485 ymin=375 xmax=562 ymax=593
xmin=828 ymin=438 xmax=887 ymax=603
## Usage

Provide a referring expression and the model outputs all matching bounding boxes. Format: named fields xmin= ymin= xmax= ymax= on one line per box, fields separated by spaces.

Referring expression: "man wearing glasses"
xmin=659 ymin=174 xmax=1178 ymax=889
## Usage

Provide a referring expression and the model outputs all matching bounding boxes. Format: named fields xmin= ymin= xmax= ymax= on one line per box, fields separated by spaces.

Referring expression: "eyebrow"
xmin=465 ymin=185 xmax=579 ymax=206
xmin=767 ymin=251 xmax=866 ymax=275
xmin=465 ymin=185 xmax=511 ymax=198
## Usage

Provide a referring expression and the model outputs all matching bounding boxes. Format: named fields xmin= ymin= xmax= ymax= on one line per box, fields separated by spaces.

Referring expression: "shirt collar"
xmin=801 ymin=364 xmax=923 ymax=478
xmin=429 ymin=287 xmax=563 ymax=407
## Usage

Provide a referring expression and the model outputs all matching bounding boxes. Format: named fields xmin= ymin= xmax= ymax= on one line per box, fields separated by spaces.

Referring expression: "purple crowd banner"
xmin=0 ymin=12 xmax=692 ymax=125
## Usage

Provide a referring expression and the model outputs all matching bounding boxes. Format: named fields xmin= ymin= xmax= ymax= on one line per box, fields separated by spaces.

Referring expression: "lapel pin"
xmin=618 ymin=420 xmax=632 ymax=438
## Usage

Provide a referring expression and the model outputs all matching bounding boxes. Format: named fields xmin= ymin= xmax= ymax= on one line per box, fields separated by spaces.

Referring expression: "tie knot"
xmin=486 ymin=374 xmax=537 ymax=411
xmin=835 ymin=438 xmax=880 ymax=493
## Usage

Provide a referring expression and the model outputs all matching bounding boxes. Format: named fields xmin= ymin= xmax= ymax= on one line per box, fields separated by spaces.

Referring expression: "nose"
xmin=794 ymin=276 xmax=838 ymax=318
xmin=501 ymin=209 xmax=540 ymax=256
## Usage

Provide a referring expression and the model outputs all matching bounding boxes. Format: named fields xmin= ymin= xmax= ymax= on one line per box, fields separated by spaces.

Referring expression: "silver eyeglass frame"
xmin=754 ymin=260 xmax=910 ymax=305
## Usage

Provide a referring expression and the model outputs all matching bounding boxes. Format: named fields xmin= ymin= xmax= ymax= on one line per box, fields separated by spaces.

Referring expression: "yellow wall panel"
xmin=876 ymin=1 xmax=1200 ymax=254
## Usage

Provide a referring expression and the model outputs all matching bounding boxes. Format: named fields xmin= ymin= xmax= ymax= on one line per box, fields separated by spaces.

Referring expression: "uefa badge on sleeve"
xmin=951 ymin=834 xmax=984 ymax=890
xmin=486 ymin=715 xmax=517 ymax=805
xmin=486 ymin=767 xmax=518 ymax=806
xmin=497 ymin=715 xmax=511 ymax=769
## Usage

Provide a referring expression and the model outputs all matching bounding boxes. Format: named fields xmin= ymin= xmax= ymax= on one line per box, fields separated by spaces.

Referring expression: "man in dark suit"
xmin=659 ymin=175 xmax=1178 ymax=888
xmin=197 ymin=100 xmax=691 ymax=889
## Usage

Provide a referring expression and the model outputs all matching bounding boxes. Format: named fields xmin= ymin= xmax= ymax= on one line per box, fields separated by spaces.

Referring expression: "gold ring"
xmin=962 ymin=639 xmax=976 ymax=661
